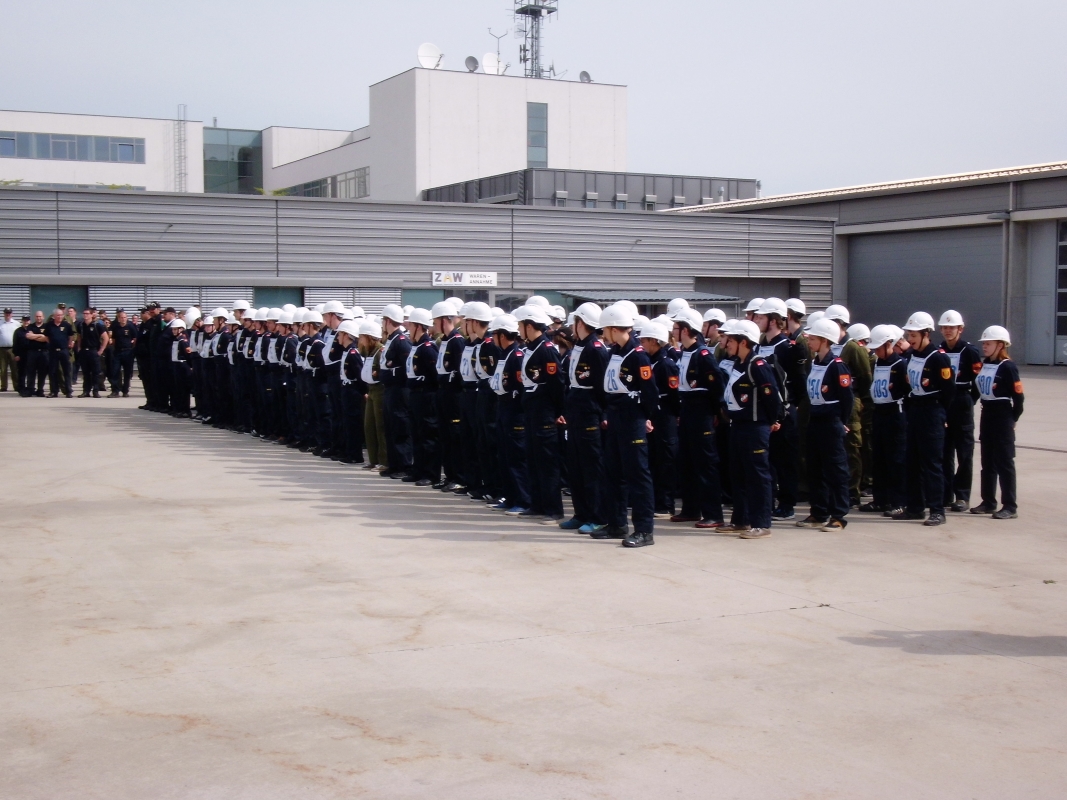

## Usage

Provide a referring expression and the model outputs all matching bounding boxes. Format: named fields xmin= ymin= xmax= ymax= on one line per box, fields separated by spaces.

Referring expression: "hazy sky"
xmin=3 ymin=0 xmax=1065 ymax=195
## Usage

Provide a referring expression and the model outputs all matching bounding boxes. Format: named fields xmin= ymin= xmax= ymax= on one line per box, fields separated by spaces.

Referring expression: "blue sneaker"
xmin=558 ymin=517 xmax=584 ymax=530
xmin=578 ymin=523 xmax=606 ymax=534
xmin=490 ymin=500 xmax=509 ymax=510
xmin=505 ymin=506 xmax=531 ymax=516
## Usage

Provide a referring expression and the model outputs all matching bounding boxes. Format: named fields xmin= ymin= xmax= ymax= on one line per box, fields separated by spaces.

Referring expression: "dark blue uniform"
xmin=563 ymin=332 xmax=611 ymax=527
xmin=170 ymin=331 xmax=192 ymax=415
xmin=475 ymin=336 xmax=504 ymax=500
xmin=436 ymin=328 xmax=465 ymax=487
xmin=759 ymin=332 xmax=805 ymax=516
xmin=406 ymin=332 xmax=440 ymax=482
xmin=602 ymin=339 xmax=659 ymax=538
xmin=868 ymin=352 xmax=909 ymax=512
xmin=493 ymin=341 xmax=531 ymax=510
xmin=521 ymin=333 xmax=564 ymax=518
xmin=108 ymin=320 xmax=137 ymax=395
xmin=804 ymin=351 xmax=854 ymax=523
xmin=76 ymin=319 xmax=107 ymax=396
xmin=676 ymin=341 xmax=725 ymax=524
xmin=457 ymin=336 xmax=483 ymax=493
xmin=975 ymin=358 xmax=1024 ymax=514
xmin=903 ymin=343 xmax=955 ymax=518
xmin=305 ymin=333 xmax=333 ymax=452
xmin=647 ymin=345 xmax=679 ymax=517
xmin=379 ymin=328 xmax=413 ymax=475
xmin=725 ymin=351 xmax=781 ymax=529
xmin=940 ymin=337 xmax=983 ymax=507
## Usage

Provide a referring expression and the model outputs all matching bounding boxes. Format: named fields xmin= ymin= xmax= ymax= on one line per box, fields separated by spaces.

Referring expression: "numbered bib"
xmin=976 ymin=362 xmax=1001 ymax=401
xmin=460 ymin=345 xmax=477 ymax=382
xmin=907 ymin=354 xmax=932 ymax=396
xmin=871 ymin=364 xmax=895 ymax=405
xmin=725 ymin=367 xmax=744 ymax=411
xmin=806 ymin=363 xmax=831 ymax=405
xmin=490 ymin=358 xmax=507 ymax=395
xmin=604 ymin=353 xmax=627 ymax=395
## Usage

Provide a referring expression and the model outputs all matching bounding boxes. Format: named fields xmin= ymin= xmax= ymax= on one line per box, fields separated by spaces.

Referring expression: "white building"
xmin=261 ymin=67 xmax=628 ymax=201
xmin=0 ymin=110 xmax=204 ymax=193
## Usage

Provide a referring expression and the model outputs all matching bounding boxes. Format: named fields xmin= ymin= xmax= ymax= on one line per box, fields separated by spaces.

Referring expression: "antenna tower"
xmin=174 ymin=104 xmax=188 ymax=193
xmin=514 ymin=0 xmax=557 ymax=79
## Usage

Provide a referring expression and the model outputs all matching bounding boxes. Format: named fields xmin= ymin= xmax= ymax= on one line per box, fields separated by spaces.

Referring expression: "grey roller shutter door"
xmin=89 ymin=286 xmax=146 ymax=314
xmin=303 ymin=287 xmax=355 ymax=306
xmin=200 ymin=286 xmax=254 ymax=308
xmin=0 ymin=285 xmax=31 ymax=317
xmin=848 ymin=226 xmax=1003 ymax=331
xmin=150 ymin=286 xmax=201 ymax=311
xmin=353 ymin=289 xmax=402 ymax=315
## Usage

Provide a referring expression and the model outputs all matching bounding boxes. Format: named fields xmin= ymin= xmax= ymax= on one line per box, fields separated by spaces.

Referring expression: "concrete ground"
xmin=2 ymin=368 xmax=1066 ymax=799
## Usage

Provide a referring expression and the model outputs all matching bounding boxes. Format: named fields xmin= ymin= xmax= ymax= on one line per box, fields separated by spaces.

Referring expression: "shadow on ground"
xmin=842 ymin=630 xmax=1067 ymax=657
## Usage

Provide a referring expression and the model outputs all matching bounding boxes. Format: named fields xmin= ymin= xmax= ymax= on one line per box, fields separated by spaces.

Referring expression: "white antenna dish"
xmin=465 ymin=55 xmax=479 ymax=72
xmin=579 ymin=71 xmax=592 ymax=83
xmin=417 ymin=42 xmax=443 ymax=69
xmin=482 ymin=52 xmax=503 ymax=75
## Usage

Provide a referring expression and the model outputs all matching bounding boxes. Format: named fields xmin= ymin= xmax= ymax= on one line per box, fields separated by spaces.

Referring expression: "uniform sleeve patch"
xmin=973 ymin=362 xmax=982 ymax=374
xmin=668 ymin=376 xmax=679 ymax=389
xmin=516 ymin=371 xmax=522 ymax=382
xmin=839 ymin=373 xmax=851 ymax=387
xmin=1015 ymin=381 xmax=1024 ymax=393
xmin=763 ymin=386 xmax=772 ymax=394
xmin=640 ymin=365 xmax=652 ymax=380
xmin=593 ymin=341 xmax=602 ymax=348
xmin=546 ymin=362 xmax=557 ymax=375
xmin=941 ymin=367 xmax=952 ymax=380
xmin=700 ymin=349 xmax=709 ymax=355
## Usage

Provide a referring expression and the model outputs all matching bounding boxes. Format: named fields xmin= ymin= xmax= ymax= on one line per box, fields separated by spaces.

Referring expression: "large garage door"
xmin=848 ymin=226 xmax=1003 ymax=332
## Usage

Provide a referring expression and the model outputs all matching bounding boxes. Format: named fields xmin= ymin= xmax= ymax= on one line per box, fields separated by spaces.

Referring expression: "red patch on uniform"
xmin=700 ymin=349 xmax=709 ymax=355
xmin=1015 ymin=381 xmax=1024 ymax=393
xmin=515 ymin=371 xmax=522 ymax=382
xmin=640 ymin=365 xmax=652 ymax=380
xmin=593 ymin=341 xmax=602 ymax=348
xmin=973 ymin=362 xmax=982 ymax=374
xmin=839 ymin=373 xmax=851 ymax=387
xmin=668 ymin=376 xmax=679 ymax=389
xmin=546 ymin=362 xmax=557 ymax=375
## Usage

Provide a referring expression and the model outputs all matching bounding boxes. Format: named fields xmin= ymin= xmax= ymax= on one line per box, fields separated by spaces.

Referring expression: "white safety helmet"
xmin=938 ymin=309 xmax=964 ymax=327
xmin=549 ymin=305 xmax=566 ymax=322
xmin=464 ymin=301 xmax=493 ymax=323
xmin=341 ymin=309 xmax=354 ymax=320
xmin=516 ymin=305 xmax=551 ymax=325
xmin=667 ymin=298 xmax=690 ymax=316
xmin=785 ymin=298 xmax=806 ymax=316
xmin=268 ymin=308 xmax=284 ymax=321
xmin=277 ymin=311 xmax=294 ymax=325
xmin=866 ymin=324 xmax=897 ymax=351
xmin=639 ymin=321 xmax=670 ymax=344
xmin=599 ymin=303 xmax=635 ymax=328
xmin=431 ymin=301 xmax=456 ymax=319
xmin=573 ymin=302 xmax=602 ymax=329
xmin=407 ymin=307 xmax=433 ymax=328
xmin=295 ymin=307 xmax=309 ymax=320
xmin=731 ymin=319 xmax=762 ymax=344
xmin=720 ymin=319 xmax=739 ymax=336
xmin=888 ymin=325 xmax=906 ymax=343
xmin=525 ymin=295 xmax=551 ymax=309
xmin=186 ymin=305 xmax=201 ymax=319
xmin=652 ymin=314 xmax=674 ymax=329
xmin=252 ymin=308 xmax=267 ymax=322
xmin=291 ymin=309 xmax=306 ymax=324
xmin=490 ymin=307 xmax=505 ymax=318
xmin=380 ymin=303 xmax=405 ymax=323
xmin=170 ymin=318 xmax=186 ymax=329
xmin=824 ymin=304 xmax=850 ymax=325
xmin=358 ymin=319 xmax=382 ymax=338
xmin=350 ymin=306 xmax=366 ymax=319
xmin=488 ymin=314 xmax=520 ymax=334
xmin=979 ymin=325 xmax=1011 ymax=345
xmin=756 ymin=297 xmax=788 ymax=317
xmin=445 ymin=296 xmax=465 ymax=313
xmin=633 ymin=314 xmax=650 ymax=333
xmin=846 ymin=323 xmax=871 ymax=342
xmin=210 ymin=306 xmax=229 ymax=319
xmin=402 ymin=305 xmax=414 ymax=319
xmin=614 ymin=300 xmax=640 ymax=320
xmin=703 ymin=308 xmax=727 ymax=324
xmin=807 ymin=318 xmax=842 ymax=344
xmin=804 ymin=310 xmax=826 ymax=331
xmin=744 ymin=297 xmax=766 ymax=313
xmin=673 ymin=308 xmax=703 ymax=331
xmin=336 ymin=319 xmax=361 ymax=338
xmin=183 ymin=309 xmax=200 ymax=327
xmin=225 ymin=314 xmax=238 ymax=325
xmin=313 ymin=304 xmax=325 ymax=314
xmin=902 ymin=311 xmax=936 ymax=332
xmin=201 ymin=314 xmax=214 ymax=325
xmin=232 ymin=300 xmax=251 ymax=311
xmin=321 ymin=300 xmax=346 ymax=315
xmin=457 ymin=302 xmax=472 ymax=318
xmin=303 ymin=310 xmax=324 ymax=325
xmin=281 ymin=303 xmax=297 ymax=313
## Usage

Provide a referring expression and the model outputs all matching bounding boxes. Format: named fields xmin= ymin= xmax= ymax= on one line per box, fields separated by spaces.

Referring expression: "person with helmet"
xmin=290 ymin=311 xmax=316 ymax=450
xmin=796 ymin=317 xmax=854 ymax=531
xmin=188 ymin=315 xmax=208 ymax=420
xmin=823 ymin=304 xmax=872 ymax=508
xmin=233 ymin=310 xmax=255 ymax=432
xmin=845 ymin=321 xmax=876 ymax=500
xmin=753 ymin=298 xmax=804 ymax=520
xmin=718 ymin=319 xmax=781 ymax=538
xmin=211 ymin=309 xmax=234 ymax=429
xmin=251 ymin=309 xmax=275 ymax=438
xmin=701 ymin=308 xmax=727 ymax=353
xmin=896 ymin=311 xmax=956 ymax=526
xmin=743 ymin=298 xmax=765 ymax=322
xmin=378 ymin=304 xmax=414 ymax=478
xmin=276 ymin=312 xmax=302 ymax=445
xmin=938 ymin=310 xmax=983 ymax=512
xmin=330 ymin=318 xmax=363 ymax=465
xmin=319 ymin=301 xmax=348 ymax=457
xmin=488 ymin=314 xmax=532 ymax=514
xmin=639 ymin=321 xmax=680 ymax=520
xmin=785 ymin=299 xmax=807 ymax=337
xmin=150 ymin=306 xmax=177 ymax=413
xmin=168 ymin=318 xmax=193 ymax=418
xmin=862 ymin=324 xmax=910 ymax=516
xmin=303 ymin=310 xmax=335 ymax=456
xmin=473 ymin=303 xmax=505 ymax=504
xmin=431 ymin=301 xmax=465 ymax=491
xmin=596 ymin=304 xmax=659 ymax=547
xmin=969 ymin=326 xmax=1023 ymax=519
xmin=358 ymin=319 xmax=387 ymax=471
xmin=670 ymin=307 xmax=726 ymax=529
xmin=667 ymin=298 xmax=690 ymax=318
xmin=403 ymin=308 xmax=440 ymax=486
xmin=454 ymin=303 xmax=483 ymax=496
xmin=558 ymin=302 xmax=610 ymax=534
xmin=516 ymin=304 xmax=565 ymax=524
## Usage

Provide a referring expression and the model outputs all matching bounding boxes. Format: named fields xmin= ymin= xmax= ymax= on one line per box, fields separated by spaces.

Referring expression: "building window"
xmin=284 ymin=166 xmax=370 ymax=199
xmin=527 ymin=102 xmax=547 ymax=168
xmin=614 ymin=200 xmax=626 ymax=210
xmin=584 ymin=199 xmax=597 ymax=209
xmin=554 ymin=197 xmax=566 ymax=207
xmin=203 ymin=128 xmax=263 ymax=194
xmin=0 ymin=130 xmax=146 ymax=163
xmin=644 ymin=202 xmax=656 ymax=211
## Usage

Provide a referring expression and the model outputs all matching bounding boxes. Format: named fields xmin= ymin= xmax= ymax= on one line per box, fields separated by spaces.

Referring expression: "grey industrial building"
xmin=0 ymin=186 xmax=832 ymax=320
xmin=674 ymin=161 xmax=1067 ymax=365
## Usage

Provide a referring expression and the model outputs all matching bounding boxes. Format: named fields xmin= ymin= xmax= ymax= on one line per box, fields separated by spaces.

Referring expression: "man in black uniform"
xmin=151 ymin=307 xmax=177 ymax=412
xmin=378 ymin=304 xmax=413 ymax=478
xmin=404 ymin=308 xmax=440 ymax=486
xmin=76 ymin=307 xmax=109 ymax=397
xmin=489 ymin=314 xmax=532 ymax=513
xmin=896 ymin=312 xmax=956 ymax=526
xmin=12 ymin=315 xmax=31 ymax=396
xmin=136 ymin=304 xmax=157 ymax=407
xmin=640 ymin=321 xmax=680 ymax=519
xmin=432 ymin=301 xmax=465 ymax=491
xmin=937 ymin=310 xmax=982 ymax=512
xmin=43 ymin=309 xmax=75 ymax=398
xmin=108 ymin=309 xmax=137 ymax=397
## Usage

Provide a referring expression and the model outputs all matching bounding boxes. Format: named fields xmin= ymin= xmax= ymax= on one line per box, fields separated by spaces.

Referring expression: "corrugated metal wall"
xmin=0 ymin=188 xmax=833 ymax=307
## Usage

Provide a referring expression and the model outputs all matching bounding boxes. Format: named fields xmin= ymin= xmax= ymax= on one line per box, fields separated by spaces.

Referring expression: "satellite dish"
xmin=482 ymin=52 xmax=502 ymax=75
xmin=465 ymin=55 xmax=479 ymax=73
xmin=579 ymin=71 xmax=592 ymax=83
xmin=417 ymin=42 xmax=443 ymax=69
